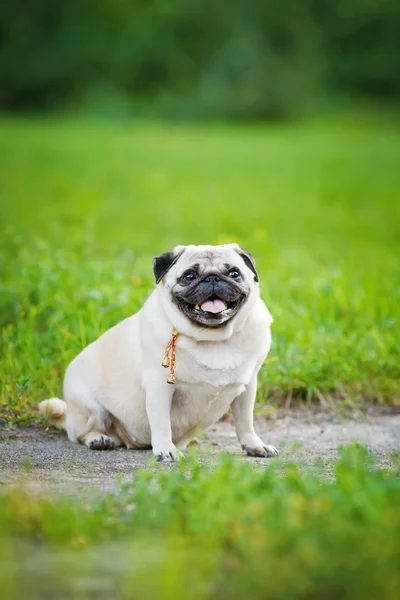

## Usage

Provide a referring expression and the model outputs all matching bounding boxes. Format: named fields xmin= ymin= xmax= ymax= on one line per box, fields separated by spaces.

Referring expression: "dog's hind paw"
xmin=86 ymin=435 xmax=116 ymax=451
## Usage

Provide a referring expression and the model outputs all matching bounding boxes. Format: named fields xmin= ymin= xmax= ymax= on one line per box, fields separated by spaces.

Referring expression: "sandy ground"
xmin=1 ymin=408 xmax=399 ymax=496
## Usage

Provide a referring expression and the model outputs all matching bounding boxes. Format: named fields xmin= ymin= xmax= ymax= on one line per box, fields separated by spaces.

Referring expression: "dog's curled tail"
xmin=38 ymin=398 xmax=67 ymax=430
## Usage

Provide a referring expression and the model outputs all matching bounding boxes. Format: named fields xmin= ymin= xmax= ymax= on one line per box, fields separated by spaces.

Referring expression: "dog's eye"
xmin=182 ymin=271 xmax=197 ymax=282
xmin=228 ymin=269 xmax=241 ymax=279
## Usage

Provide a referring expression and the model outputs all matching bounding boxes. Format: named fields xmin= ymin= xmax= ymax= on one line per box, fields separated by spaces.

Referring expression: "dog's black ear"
xmin=236 ymin=247 xmax=259 ymax=282
xmin=153 ymin=249 xmax=185 ymax=284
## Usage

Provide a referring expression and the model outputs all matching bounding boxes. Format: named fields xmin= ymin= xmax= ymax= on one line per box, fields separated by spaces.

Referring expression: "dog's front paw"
xmin=86 ymin=434 xmax=116 ymax=451
xmin=242 ymin=444 xmax=279 ymax=458
xmin=154 ymin=444 xmax=184 ymax=463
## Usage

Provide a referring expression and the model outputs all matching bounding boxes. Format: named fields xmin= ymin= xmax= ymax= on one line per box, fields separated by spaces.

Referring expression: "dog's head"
xmin=153 ymin=244 xmax=259 ymax=329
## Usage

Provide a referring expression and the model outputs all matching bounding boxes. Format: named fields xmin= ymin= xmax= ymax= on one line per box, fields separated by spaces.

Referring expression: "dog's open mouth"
xmin=195 ymin=296 xmax=227 ymax=314
xmin=173 ymin=293 xmax=245 ymax=326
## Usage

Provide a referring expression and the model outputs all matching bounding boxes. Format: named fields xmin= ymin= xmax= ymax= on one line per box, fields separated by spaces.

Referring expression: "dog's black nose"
xmin=204 ymin=274 xmax=221 ymax=284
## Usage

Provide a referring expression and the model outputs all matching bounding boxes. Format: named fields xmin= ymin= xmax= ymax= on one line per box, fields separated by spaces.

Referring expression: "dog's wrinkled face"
xmin=153 ymin=244 xmax=259 ymax=327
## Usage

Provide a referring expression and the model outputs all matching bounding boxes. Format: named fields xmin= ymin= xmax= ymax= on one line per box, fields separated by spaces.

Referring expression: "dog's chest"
xmin=174 ymin=337 xmax=257 ymax=387
xmin=171 ymin=380 xmax=245 ymax=435
xmin=167 ymin=338 xmax=259 ymax=437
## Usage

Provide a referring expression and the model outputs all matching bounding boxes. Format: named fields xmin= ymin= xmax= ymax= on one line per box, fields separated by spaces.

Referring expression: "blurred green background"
xmin=0 ymin=7 xmax=400 ymax=598
xmin=0 ymin=2 xmax=399 ymax=422
xmin=1 ymin=0 xmax=399 ymax=119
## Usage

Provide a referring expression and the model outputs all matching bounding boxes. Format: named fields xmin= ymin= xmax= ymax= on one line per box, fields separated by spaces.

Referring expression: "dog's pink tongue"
xmin=200 ymin=299 xmax=227 ymax=313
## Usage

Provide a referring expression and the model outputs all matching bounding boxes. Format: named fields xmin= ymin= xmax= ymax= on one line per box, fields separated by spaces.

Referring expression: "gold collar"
xmin=162 ymin=329 xmax=179 ymax=384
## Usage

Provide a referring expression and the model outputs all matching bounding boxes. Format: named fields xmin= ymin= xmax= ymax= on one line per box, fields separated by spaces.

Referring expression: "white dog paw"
xmin=86 ymin=434 xmax=116 ymax=451
xmin=154 ymin=445 xmax=184 ymax=463
xmin=242 ymin=444 xmax=279 ymax=458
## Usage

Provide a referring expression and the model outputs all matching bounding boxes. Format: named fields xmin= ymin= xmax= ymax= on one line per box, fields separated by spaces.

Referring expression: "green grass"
xmin=1 ymin=445 xmax=399 ymax=599
xmin=0 ymin=118 xmax=399 ymax=597
xmin=0 ymin=113 xmax=400 ymax=423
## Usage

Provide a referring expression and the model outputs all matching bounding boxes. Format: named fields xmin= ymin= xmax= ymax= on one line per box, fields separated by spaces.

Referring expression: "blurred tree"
xmin=0 ymin=0 xmax=399 ymax=118
xmin=323 ymin=0 xmax=400 ymax=97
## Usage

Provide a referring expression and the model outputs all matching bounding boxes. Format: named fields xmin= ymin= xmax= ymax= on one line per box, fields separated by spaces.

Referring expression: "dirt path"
xmin=1 ymin=408 xmax=399 ymax=496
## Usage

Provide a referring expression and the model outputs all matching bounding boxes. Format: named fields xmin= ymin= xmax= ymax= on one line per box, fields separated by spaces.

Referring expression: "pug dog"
xmin=39 ymin=243 xmax=278 ymax=462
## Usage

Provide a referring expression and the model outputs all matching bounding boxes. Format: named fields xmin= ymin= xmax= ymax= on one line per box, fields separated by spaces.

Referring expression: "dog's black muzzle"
xmin=172 ymin=272 xmax=247 ymax=327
